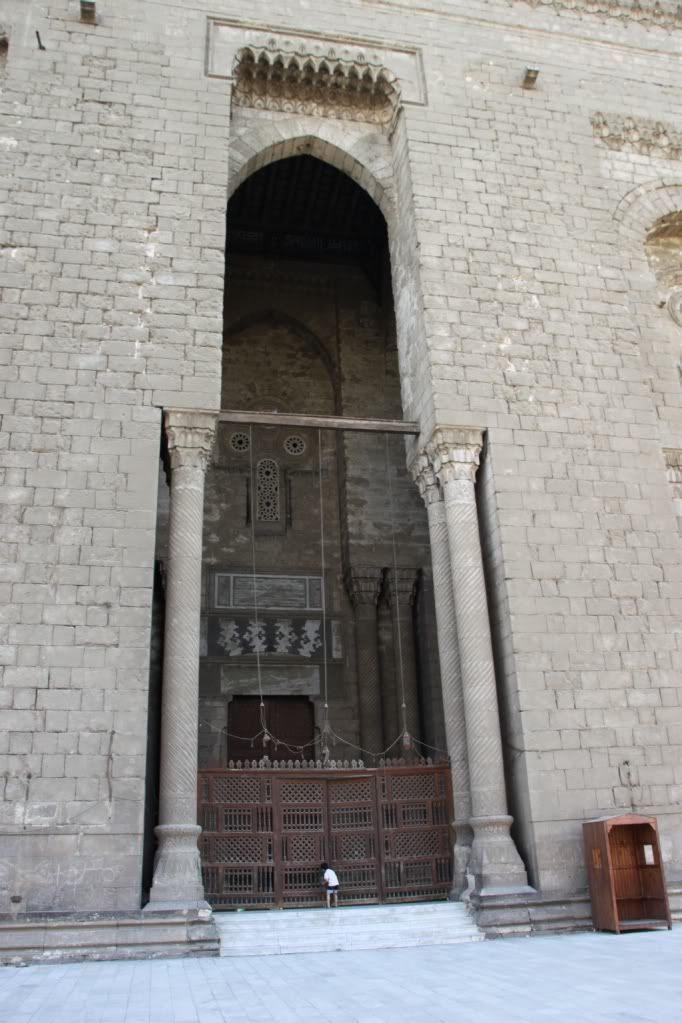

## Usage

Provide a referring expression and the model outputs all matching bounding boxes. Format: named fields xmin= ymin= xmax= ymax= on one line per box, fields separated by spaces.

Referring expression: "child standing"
xmin=321 ymin=861 xmax=339 ymax=908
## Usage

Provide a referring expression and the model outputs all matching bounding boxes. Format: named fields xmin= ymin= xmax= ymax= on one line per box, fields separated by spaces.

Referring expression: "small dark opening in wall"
xmin=0 ymin=33 xmax=9 ymax=72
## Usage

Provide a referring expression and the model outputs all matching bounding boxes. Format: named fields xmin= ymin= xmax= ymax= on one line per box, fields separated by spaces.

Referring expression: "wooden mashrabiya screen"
xmin=198 ymin=759 xmax=453 ymax=909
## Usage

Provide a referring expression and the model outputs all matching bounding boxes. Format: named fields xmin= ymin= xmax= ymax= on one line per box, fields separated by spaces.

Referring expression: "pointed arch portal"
xmin=193 ymin=151 xmax=453 ymax=907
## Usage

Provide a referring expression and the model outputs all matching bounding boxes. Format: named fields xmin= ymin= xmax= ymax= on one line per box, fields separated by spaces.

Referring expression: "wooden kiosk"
xmin=583 ymin=814 xmax=672 ymax=933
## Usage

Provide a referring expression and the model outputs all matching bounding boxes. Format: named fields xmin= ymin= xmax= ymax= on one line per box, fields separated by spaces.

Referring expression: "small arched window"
xmin=256 ymin=458 xmax=280 ymax=522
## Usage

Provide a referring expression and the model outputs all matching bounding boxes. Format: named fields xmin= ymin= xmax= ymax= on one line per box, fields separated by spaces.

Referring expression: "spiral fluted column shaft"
xmin=429 ymin=428 xmax=529 ymax=892
xmin=148 ymin=409 xmax=216 ymax=909
xmin=412 ymin=455 xmax=473 ymax=891
xmin=347 ymin=568 xmax=383 ymax=758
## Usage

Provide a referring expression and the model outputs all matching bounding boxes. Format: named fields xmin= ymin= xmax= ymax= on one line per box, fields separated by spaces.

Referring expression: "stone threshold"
xmin=0 ymin=909 xmax=220 ymax=966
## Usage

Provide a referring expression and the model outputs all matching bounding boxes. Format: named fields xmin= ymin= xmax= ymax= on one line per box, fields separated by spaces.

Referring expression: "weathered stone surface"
xmin=1 ymin=0 xmax=682 ymax=936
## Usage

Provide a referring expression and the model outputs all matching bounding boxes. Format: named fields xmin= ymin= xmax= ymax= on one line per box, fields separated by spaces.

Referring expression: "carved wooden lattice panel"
xmin=198 ymin=765 xmax=453 ymax=909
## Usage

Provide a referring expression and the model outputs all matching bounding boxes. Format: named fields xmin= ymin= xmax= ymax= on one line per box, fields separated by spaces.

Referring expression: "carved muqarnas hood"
xmin=232 ymin=45 xmax=400 ymax=124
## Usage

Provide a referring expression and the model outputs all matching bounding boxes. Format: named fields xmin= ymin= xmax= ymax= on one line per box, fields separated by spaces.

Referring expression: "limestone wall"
xmin=1 ymin=0 xmax=681 ymax=910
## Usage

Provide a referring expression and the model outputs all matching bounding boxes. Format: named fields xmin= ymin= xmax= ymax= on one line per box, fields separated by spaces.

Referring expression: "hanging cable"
xmin=247 ymin=424 xmax=270 ymax=753
xmin=317 ymin=428 xmax=332 ymax=765
xmin=385 ymin=433 xmax=412 ymax=752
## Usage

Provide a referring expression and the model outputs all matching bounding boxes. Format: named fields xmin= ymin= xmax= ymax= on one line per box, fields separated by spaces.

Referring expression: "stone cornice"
xmin=591 ymin=112 xmax=682 ymax=161
xmin=232 ymin=45 xmax=400 ymax=124
xmin=426 ymin=427 xmax=484 ymax=485
xmin=164 ymin=409 xmax=218 ymax=472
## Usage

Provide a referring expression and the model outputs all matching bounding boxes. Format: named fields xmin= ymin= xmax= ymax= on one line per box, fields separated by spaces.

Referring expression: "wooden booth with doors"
xmin=583 ymin=814 xmax=672 ymax=933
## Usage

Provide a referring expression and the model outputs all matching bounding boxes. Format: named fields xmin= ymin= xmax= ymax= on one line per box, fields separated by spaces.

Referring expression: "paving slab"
xmin=0 ymin=927 xmax=680 ymax=1022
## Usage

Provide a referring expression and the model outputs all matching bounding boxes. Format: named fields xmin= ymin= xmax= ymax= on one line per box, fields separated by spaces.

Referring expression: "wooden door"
xmin=227 ymin=695 xmax=314 ymax=763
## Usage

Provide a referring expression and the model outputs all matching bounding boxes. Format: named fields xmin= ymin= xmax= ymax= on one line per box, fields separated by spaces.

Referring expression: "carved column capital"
xmin=386 ymin=567 xmax=418 ymax=608
xmin=164 ymin=409 xmax=218 ymax=472
xmin=345 ymin=566 xmax=382 ymax=608
xmin=426 ymin=427 xmax=483 ymax=486
xmin=410 ymin=452 xmax=442 ymax=507
xmin=664 ymin=448 xmax=682 ymax=482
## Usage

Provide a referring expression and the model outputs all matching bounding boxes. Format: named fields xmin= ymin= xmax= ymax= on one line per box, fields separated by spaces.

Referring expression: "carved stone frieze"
xmin=518 ymin=0 xmax=682 ymax=30
xmin=232 ymin=45 xmax=400 ymax=125
xmin=591 ymin=113 xmax=682 ymax=162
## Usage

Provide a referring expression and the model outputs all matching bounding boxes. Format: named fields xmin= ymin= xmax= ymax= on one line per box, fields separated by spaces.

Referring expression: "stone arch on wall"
xmin=224 ymin=309 xmax=338 ymax=398
xmin=227 ymin=123 xmax=396 ymax=232
xmin=613 ymin=178 xmax=682 ymax=331
xmin=612 ymin=178 xmax=682 ymax=467
xmin=614 ymin=177 xmax=682 ymax=252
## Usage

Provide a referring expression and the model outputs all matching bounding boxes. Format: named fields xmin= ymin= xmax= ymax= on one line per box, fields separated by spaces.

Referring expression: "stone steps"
xmin=216 ymin=900 xmax=483 ymax=956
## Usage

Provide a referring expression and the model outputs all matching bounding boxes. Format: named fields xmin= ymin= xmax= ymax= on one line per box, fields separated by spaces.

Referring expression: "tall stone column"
xmin=428 ymin=428 xmax=529 ymax=892
xmin=378 ymin=598 xmax=399 ymax=748
xmin=346 ymin=567 xmax=384 ymax=758
xmin=411 ymin=454 xmax=473 ymax=893
xmin=147 ymin=409 xmax=217 ymax=909
xmin=386 ymin=568 xmax=420 ymax=744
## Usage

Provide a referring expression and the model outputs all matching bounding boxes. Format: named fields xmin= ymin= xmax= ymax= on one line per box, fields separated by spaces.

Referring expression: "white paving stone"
xmin=0 ymin=927 xmax=680 ymax=1022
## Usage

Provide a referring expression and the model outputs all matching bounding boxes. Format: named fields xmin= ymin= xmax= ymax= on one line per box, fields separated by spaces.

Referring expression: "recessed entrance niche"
xmin=198 ymin=154 xmax=446 ymax=772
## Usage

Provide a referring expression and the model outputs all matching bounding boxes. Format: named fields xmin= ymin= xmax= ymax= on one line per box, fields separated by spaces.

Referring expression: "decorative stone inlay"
xmin=256 ymin=457 xmax=280 ymax=521
xmin=284 ymin=434 xmax=306 ymax=456
xmin=229 ymin=431 xmax=250 ymax=453
xmin=591 ymin=113 xmax=682 ymax=162
xmin=232 ymin=45 xmax=399 ymax=124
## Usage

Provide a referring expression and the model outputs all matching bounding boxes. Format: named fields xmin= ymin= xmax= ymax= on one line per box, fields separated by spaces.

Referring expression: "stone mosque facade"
xmin=1 ymin=0 xmax=681 ymax=956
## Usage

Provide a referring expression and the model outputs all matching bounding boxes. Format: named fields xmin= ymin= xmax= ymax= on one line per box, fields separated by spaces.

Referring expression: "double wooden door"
xmin=227 ymin=696 xmax=314 ymax=764
xmin=198 ymin=764 xmax=453 ymax=909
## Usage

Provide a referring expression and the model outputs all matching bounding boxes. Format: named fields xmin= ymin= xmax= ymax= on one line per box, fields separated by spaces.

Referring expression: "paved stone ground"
xmin=1 ymin=928 xmax=680 ymax=1023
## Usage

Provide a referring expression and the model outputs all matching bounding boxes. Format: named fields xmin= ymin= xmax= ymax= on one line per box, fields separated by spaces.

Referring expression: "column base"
xmin=450 ymin=818 xmax=474 ymax=897
xmin=469 ymin=814 xmax=533 ymax=894
xmin=147 ymin=824 xmax=209 ymax=909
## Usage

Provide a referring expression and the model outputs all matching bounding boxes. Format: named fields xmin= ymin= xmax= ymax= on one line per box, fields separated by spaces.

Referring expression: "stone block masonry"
xmin=1 ymin=0 xmax=682 ymax=928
